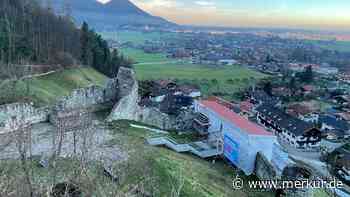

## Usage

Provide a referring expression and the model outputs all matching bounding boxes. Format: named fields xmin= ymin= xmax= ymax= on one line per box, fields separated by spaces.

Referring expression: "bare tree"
xmin=10 ymin=116 xmax=34 ymax=197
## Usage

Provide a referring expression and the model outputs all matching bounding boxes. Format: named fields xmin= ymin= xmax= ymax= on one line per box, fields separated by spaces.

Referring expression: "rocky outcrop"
xmin=108 ymin=67 xmax=177 ymax=130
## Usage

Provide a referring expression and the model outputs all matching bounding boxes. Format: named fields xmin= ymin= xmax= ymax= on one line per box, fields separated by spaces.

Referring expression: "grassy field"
xmin=120 ymin=47 xmax=267 ymax=100
xmin=100 ymin=30 xmax=178 ymax=45
xmin=121 ymin=48 xmax=171 ymax=63
xmin=135 ymin=62 xmax=267 ymax=99
xmin=0 ymin=67 xmax=108 ymax=106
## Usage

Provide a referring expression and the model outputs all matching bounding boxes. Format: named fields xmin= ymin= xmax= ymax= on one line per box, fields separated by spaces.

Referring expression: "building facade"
xmin=194 ymin=99 xmax=276 ymax=175
xmin=256 ymin=104 xmax=322 ymax=150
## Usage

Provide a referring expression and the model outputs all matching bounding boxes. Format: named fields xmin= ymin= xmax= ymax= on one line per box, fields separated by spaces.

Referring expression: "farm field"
xmin=0 ymin=67 xmax=108 ymax=106
xmin=121 ymin=48 xmax=171 ymax=63
xmin=119 ymin=45 xmax=267 ymax=100
xmin=134 ymin=62 xmax=267 ymax=99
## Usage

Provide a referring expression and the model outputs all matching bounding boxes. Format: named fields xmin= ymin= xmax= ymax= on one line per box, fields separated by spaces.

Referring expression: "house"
xmin=239 ymin=101 xmax=255 ymax=117
xmin=315 ymin=66 xmax=339 ymax=75
xmin=159 ymin=94 xmax=193 ymax=115
xmin=218 ymin=59 xmax=237 ymax=65
xmin=176 ymin=85 xmax=201 ymax=98
xmin=147 ymin=80 xmax=177 ymax=103
xmin=286 ymin=103 xmax=318 ymax=123
xmin=336 ymin=153 xmax=350 ymax=183
xmin=272 ymin=87 xmax=292 ymax=98
xmin=256 ymin=104 xmax=322 ymax=150
xmin=192 ymin=112 xmax=211 ymax=136
xmin=248 ymin=90 xmax=280 ymax=106
xmin=333 ymin=95 xmax=350 ymax=106
xmin=336 ymin=112 xmax=350 ymax=122
xmin=301 ymin=85 xmax=315 ymax=95
xmin=330 ymin=147 xmax=350 ymax=183
xmin=319 ymin=115 xmax=350 ymax=140
xmin=194 ymin=99 xmax=276 ymax=175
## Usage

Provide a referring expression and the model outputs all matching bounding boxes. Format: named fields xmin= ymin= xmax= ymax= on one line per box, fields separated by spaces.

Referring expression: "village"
xmin=106 ymin=29 xmax=350 ymax=196
xmin=110 ymin=61 xmax=350 ymax=196
xmin=1 ymin=29 xmax=350 ymax=196
xmin=2 ymin=0 xmax=350 ymax=196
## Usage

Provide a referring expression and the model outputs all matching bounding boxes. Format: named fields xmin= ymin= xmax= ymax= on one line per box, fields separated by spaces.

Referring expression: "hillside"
xmin=0 ymin=0 xmax=128 ymax=95
xmin=0 ymin=67 xmax=108 ymax=106
xmin=47 ymin=0 xmax=175 ymax=30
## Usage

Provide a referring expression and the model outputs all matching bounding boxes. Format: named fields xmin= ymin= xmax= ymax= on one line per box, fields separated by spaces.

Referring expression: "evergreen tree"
xmin=303 ymin=65 xmax=313 ymax=83
xmin=80 ymin=22 xmax=90 ymax=65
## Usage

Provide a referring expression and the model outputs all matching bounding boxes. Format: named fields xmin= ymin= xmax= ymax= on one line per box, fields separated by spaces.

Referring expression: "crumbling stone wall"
xmin=0 ymin=77 xmax=118 ymax=133
xmin=108 ymin=67 xmax=178 ymax=130
xmin=55 ymin=85 xmax=105 ymax=111
xmin=116 ymin=67 xmax=135 ymax=99
xmin=54 ymin=78 xmax=118 ymax=111
xmin=0 ymin=103 xmax=49 ymax=133
xmin=104 ymin=77 xmax=118 ymax=102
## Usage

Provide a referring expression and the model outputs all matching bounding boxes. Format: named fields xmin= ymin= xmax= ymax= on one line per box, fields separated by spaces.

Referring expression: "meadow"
xmin=121 ymin=48 xmax=170 ymax=63
xmin=120 ymin=47 xmax=267 ymax=99
xmin=0 ymin=67 xmax=108 ymax=106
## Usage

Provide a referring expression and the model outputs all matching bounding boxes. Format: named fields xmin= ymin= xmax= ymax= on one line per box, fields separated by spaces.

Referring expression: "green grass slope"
xmin=105 ymin=120 xmax=273 ymax=197
xmin=0 ymin=119 xmax=274 ymax=196
xmin=0 ymin=67 xmax=108 ymax=106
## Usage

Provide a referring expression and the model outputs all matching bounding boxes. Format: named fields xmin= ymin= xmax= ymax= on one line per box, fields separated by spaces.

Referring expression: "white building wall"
xmin=195 ymin=100 xmax=277 ymax=175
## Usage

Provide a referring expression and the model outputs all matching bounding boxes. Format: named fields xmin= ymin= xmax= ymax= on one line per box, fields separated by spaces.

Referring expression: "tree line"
xmin=0 ymin=0 xmax=130 ymax=78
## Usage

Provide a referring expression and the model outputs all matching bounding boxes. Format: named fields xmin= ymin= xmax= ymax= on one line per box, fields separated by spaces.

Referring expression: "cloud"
xmin=96 ymin=0 xmax=111 ymax=4
xmin=131 ymin=0 xmax=181 ymax=9
xmin=194 ymin=1 xmax=215 ymax=6
xmin=130 ymin=0 xmax=350 ymax=30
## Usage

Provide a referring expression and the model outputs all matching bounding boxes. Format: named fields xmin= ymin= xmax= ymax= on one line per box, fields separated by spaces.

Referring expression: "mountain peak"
xmin=48 ymin=0 xmax=176 ymax=30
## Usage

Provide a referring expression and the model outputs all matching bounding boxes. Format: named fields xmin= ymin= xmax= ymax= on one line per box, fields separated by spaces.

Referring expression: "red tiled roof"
xmin=200 ymin=100 xmax=273 ymax=136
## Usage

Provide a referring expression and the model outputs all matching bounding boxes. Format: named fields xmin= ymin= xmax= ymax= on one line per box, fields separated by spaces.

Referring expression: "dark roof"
xmin=250 ymin=90 xmax=279 ymax=105
xmin=323 ymin=129 xmax=349 ymax=138
xmin=256 ymin=104 xmax=314 ymax=136
xmin=319 ymin=115 xmax=350 ymax=131
xmin=160 ymin=95 xmax=193 ymax=114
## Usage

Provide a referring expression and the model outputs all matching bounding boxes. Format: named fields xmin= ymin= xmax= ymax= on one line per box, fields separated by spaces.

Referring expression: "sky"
xmin=97 ymin=0 xmax=350 ymax=31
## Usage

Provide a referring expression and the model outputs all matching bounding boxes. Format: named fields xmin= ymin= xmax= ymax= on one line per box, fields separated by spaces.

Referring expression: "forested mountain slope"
xmin=0 ymin=0 xmax=130 ymax=79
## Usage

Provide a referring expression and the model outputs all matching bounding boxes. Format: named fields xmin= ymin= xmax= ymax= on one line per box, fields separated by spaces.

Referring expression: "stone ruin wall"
xmin=0 ymin=77 xmax=118 ymax=133
xmin=0 ymin=103 xmax=49 ymax=134
xmin=108 ymin=67 xmax=178 ymax=130
xmin=54 ymin=77 xmax=118 ymax=111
